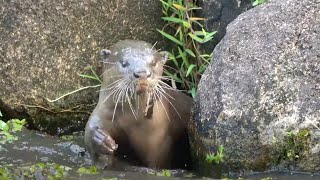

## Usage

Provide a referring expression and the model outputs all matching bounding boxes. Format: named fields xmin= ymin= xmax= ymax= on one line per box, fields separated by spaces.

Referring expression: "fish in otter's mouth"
xmin=136 ymin=79 xmax=150 ymax=95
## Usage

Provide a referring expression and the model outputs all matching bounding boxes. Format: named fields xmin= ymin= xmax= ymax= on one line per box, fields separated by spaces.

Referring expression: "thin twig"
xmin=46 ymin=85 xmax=101 ymax=103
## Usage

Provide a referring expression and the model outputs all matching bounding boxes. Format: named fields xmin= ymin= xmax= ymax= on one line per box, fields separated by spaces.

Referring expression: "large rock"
xmin=196 ymin=0 xmax=252 ymax=53
xmin=190 ymin=0 xmax=320 ymax=177
xmin=0 ymin=0 xmax=167 ymax=134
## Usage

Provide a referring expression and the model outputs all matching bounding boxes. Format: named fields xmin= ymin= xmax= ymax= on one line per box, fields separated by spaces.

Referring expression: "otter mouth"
xmin=136 ymin=79 xmax=150 ymax=95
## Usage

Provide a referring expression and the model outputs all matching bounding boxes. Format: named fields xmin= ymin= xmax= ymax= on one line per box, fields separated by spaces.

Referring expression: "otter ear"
xmin=100 ymin=49 xmax=111 ymax=61
xmin=159 ymin=51 xmax=169 ymax=64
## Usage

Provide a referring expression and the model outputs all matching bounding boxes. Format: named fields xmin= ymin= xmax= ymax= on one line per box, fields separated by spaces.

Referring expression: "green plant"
xmin=252 ymin=0 xmax=268 ymax=6
xmin=206 ymin=145 xmax=224 ymax=164
xmin=147 ymin=169 xmax=172 ymax=177
xmin=0 ymin=167 xmax=9 ymax=180
xmin=0 ymin=163 xmax=72 ymax=179
xmin=159 ymin=0 xmax=216 ymax=97
xmin=60 ymin=135 xmax=75 ymax=141
xmin=102 ymin=178 xmax=119 ymax=180
xmin=277 ymin=129 xmax=311 ymax=162
xmin=77 ymin=166 xmax=99 ymax=175
xmin=287 ymin=130 xmax=310 ymax=160
xmin=260 ymin=178 xmax=273 ymax=180
xmin=78 ymin=66 xmax=102 ymax=84
xmin=157 ymin=169 xmax=172 ymax=177
xmin=0 ymin=116 xmax=27 ymax=144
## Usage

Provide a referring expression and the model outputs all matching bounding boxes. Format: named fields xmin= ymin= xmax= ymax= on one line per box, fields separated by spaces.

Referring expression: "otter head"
xmin=101 ymin=40 xmax=168 ymax=96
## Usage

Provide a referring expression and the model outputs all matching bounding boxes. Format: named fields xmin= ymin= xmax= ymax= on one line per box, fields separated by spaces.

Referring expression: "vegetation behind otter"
xmin=158 ymin=0 xmax=216 ymax=97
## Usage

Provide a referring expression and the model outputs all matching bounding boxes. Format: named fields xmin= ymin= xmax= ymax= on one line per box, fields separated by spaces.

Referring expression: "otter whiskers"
xmin=125 ymin=81 xmax=137 ymax=120
xmin=154 ymin=82 xmax=182 ymax=119
xmin=100 ymin=75 xmax=181 ymax=122
xmin=99 ymin=77 xmax=131 ymax=121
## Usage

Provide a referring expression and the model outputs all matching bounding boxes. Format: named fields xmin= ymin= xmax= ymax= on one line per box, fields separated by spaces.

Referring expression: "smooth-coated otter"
xmin=85 ymin=40 xmax=192 ymax=169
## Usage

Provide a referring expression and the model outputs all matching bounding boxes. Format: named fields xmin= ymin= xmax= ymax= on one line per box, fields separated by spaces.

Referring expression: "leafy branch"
xmin=159 ymin=0 xmax=216 ymax=97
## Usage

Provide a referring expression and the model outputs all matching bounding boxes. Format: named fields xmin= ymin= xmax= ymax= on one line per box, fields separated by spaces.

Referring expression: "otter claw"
xmin=94 ymin=128 xmax=118 ymax=154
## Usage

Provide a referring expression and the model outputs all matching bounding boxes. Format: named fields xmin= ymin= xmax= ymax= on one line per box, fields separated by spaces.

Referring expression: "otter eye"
xmin=120 ymin=60 xmax=129 ymax=68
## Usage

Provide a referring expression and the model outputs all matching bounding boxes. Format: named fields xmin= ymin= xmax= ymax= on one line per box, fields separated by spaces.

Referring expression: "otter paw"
xmin=93 ymin=128 xmax=118 ymax=154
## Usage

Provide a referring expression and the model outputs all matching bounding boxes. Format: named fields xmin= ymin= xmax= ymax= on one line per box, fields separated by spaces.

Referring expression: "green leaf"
xmin=18 ymin=119 xmax=26 ymax=125
xmin=177 ymin=47 xmax=189 ymax=67
xmin=193 ymin=20 xmax=204 ymax=28
xmin=8 ymin=119 xmax=26 ymax=132
xmin=36 ymin=163 xmax=46 ymax=169
xmin=202 ymin=31 xmax=217 ymax=43
xmin=78 ymin=74 xmax=100 ymax=82
xmin=164 ymin=71 xmax=183 ymax=83
xmin=162 ymin=10 xmax=168 ymax=16
xmin=172 ymin=4 xmax=187 ymax=11
xmin=161 ymin=17 xmax=183 ymax=23
xmin=252 ymin=0 xmax=267 ymax=6
xmin=186 ymin=64 xmax=196 ymax=77
xmin=188 ymin=33 xmax=204 ymax=43
xmin=89 ymin=166 xmax=98 ymax=173
xmin=157 ymin=29 xmax=183 ymax=46
xmin=185 ymin=49 xmax=196 ymax=57
xmin=200 ymin=54 xmax=212 ymax=58
xmin=90 ymin=67 xmax=102 ymax=83
xmin=178 ymin=27 xmax=183 ymax=42
xmin=61 ymin=135 xmax=74 ymax=141
xmin=202 ymin=37 xmax=213 ymax=43
xmin=159 ymin=0 xmax=169 ymax=7
xmin=193 ymin=31 xmax=205 ymax=36
xmin=202 ymin=28 xmax=207 ymax=36
xmin=77 ymin=166 xmax=99 ymax=175
xmin=2 ymin=131 xmax=17 ymax=141
xmin=55 ymin=172 xmax=63 ymax=178
xmin=190 ymin=87 xmax=196 ymax=98
xmin=205 ymin=145 xmax=224 ymax=164
xmin=218 ymin=145 xmax=224 ymax=155
xmin=157 ymin=170 xmax=171 ymax=177
xmin=168 ymin=51 xmax=179 ymax=67
xmin=182 ymin=21 xmax=191 ymax=28
xmin=11 ymin=123 xmax=23 ymax=132
xmin=0 ymin=120 xmax=9 ymax=132
xmin=173 ymin=74 xmax=183 ymax=84
xmin=198 ymin=64 xmax=207 ymax=74
xmin=14 ymin=119 xmax=26 ymax=125
xmin=205 ymin=31 xmax=217 ymax=37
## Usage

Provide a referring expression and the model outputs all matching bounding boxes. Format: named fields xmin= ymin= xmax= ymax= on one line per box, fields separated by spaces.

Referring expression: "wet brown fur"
xmin=84 ymin=40 xmax=192 ymax=169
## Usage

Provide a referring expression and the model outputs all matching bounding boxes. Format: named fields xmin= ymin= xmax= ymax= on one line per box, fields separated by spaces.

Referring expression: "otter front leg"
xmin=85 ymin=115 xmax=118 ymax=163
xmin=93 ymin=127 xmax=118 ymax=154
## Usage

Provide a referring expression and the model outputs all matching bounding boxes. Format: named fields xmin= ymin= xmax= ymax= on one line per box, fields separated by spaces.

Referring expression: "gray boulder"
xmin=190 ymin=0 xmax=320 ymax=177
xmin=196 ymin=0 xmax=252 ymax=52
xmin=0 ymin=0 xmax=167 ymax=134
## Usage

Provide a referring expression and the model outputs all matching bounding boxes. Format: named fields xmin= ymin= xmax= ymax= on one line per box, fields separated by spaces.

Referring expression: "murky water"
xmin=244 ymin=171 xmax=320 ymax=180
xmin=0 ymin=129 xmax=319 ymax=180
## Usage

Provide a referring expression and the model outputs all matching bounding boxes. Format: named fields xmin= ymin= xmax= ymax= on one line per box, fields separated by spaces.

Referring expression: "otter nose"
xmin=133 ymin=70 xmax=151 ymax=79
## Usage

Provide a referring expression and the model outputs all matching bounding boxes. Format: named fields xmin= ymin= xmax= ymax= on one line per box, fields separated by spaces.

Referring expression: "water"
xmin=245 ymin=171 xmax=320 ymax=180
xmin=0 ymin=129 xmax=319 ymax=180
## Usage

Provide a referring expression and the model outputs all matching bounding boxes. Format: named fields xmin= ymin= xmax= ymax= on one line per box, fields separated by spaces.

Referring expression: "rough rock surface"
xmin=196 ymin=0 xmax=252 ymax=52
xmin=190 ymin=0 xmax=320 ymax=177
xmin=0 ymin=0 xmax=167 ymax=134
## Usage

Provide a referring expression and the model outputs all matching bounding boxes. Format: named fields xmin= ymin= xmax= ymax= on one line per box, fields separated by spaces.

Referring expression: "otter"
xmin=85 ymin=40 xmax=192 ymax=169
